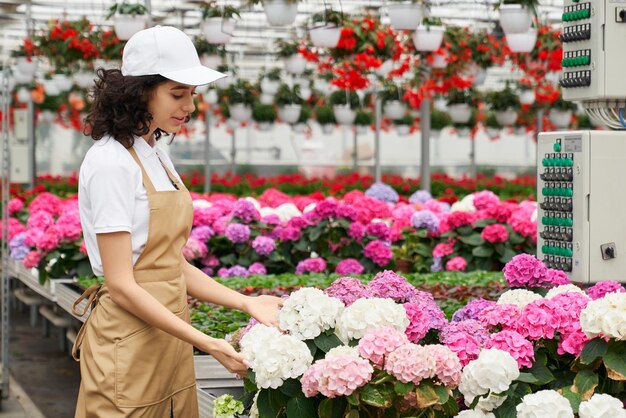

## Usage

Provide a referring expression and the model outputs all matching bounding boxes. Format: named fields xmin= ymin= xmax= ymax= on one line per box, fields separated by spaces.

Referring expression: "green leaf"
xmin=415 ymin=381 xmax=439 ymax=408
xmin=309 ymin=225 xmax=323 ymax=241
xmin=459 ymin=233 xmax=485 ymax=246
xmin=244 ymin=370 xmax=257 ymax=392
xmin=472 ymin=245 xmax=494 ymax=258
xmin=572 ymin=369 xmax=598 ymax=400
xmin=527 ymin=362 xmax=555 ymax=385
xmin=369 ymin=372 xmax=394 ymax=386
xmin=508 ymin=231 xmax=526 ymax=244
xmin=280 ymin=379 xmax=302 ymax=398
xmin=456 ymin=225 xmax=473 ymax=236
xmin=580 ymin=338 xmax=608 ymax=365
xmin=517 ymin=372 xmax=539 ymax=384
xmin=604 ymin=340 xmax=626 ymax=381
xmin=344 ymin=411 xmax=359 ymax=418
xmin=346 ymin=392 xmax=359 ymax=406
xmin=499 ymin=247 xmax=518 ymax=263
xmin=257 ymin=389 xmax=277 ymax=418
xmin=415 ymin=228 xmax=429 ymax=238
xmin=441 ymin=395 xmax=460 ymax=416
xmin=434 ymin=384 xmax=449 ymax=404
xmin=318 ymin=397 xmax=347 ymax=418
xmin=313 ymin=332 xmax=343 ymax=353
xmin=493 ymin=395 xmax=518 ymax=418
xmin=473 ymin=218 xmax=496 ymax=228
xmin=393 ymin=381 xmax=414 ymax=396
xmin=360 ymin=384 xmax=392 ymax=409
xmin=286 ymin=395 xmax=316 ymax=418
xmin=305 ymin=340 xmax=318 ymax=357
xmin=561 ymin=386 xmax=582 ymax=413
xmin=219 ymin=253 xmax=237 ymax=266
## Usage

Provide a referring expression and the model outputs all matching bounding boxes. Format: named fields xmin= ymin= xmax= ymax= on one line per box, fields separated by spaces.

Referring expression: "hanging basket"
xmin=257 ymin=122 xmax=275 ymax=132
xmin=52 ymin=74 xmax=73 ymax=92
xmin=292 ymin=123 xmax=308 ymax=133
xmin=201 ymin=18 xmax=237 ymax=44
xmin=284 ymin=54 xmax=307 ymax=75
xmin=299 ymin=86 xmax=312 ymax=101
xmin=495 ymin=108 xmax=518 ymax=126
xmin=263 ymin=0 xmax=298 ymax=26
xmin=320 ymin=124 xmax=335 ymax=135
xmin=16 ymin=87 xmax=30 ymax=103
xmin=383 ymin=101 xmax=407 ymax=120
xmin=200 ymin=54 xmax=222 ymax=69
xmin=114 ymin=15 xmax=148 ymax=41
xmin=310 ymin=25 xmax=341 ymax=48
xmin=376 ymin=59 xmax=394 ymax=78
xmin=74 ymin=72 xmax=94 ymax=89
xmin=230 ymin=103 xmax=252 ymax=122
xmin=473 ymin=68 xmax=487 ymax=86
xmin=499 ymin=5 xmax=533 ymax=35
xmin=14 ymin=57 xmax=37 ymax=77
xmin=434 ymin=98 xmax=448 ymax=112
xmin=505 ymin=29 xmax=538 ymax=53
xmin=430 ymin=54 xmax=447 ymax=69
xmin=396 ymin=125 xmax=411 ymax=136
xmin=202 ymin=89 xmax=219 ymax=105
xmin=333 ymin=105 xmax=356 ymax=125
xmin=413 ymin=25 xmax=445 ymax=52
xmin=42 ymin=79 xmax=60 ymax=96
xmin=315 ymin=79 xmax=333 ymax=96
xmin=549 ymin=110 xmax=573 ymax=129
xmin=260 ymin=78 xmax=281 ymax=95
xmin=486 ymin=127 xmax=501 ymax=139
xmin=519 ymin=90 xmax=535 ymax=105
xmin=447 ymin=104 xmax=472 ymax=124
xmin=278 ymin=104 xmax=302 ymax=124
xmin=387 ymin=4 xmax=422 ymax=31
xmin=356 ymin=125 xmax=369 ymax=135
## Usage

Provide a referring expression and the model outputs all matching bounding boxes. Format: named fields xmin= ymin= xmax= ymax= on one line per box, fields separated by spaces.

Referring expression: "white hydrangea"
xmin=248 ymin=392 xmax=259 ymax=418
xmin=325 ymin=345 xmax=361 ymax=359
xmin=335 ymin=298 xmax=409 ymax=343
xmin=458 ymin=349 xmax=520 ymax=412
xmin=240 ymin=324 xmax=313 ymax=389
xmin=274 ymin=203 xmax=302 ymax=222
xmin=454 ymin=411 xmax=495 ymax=418
xmin=545 ymin=284 xmax=587 ymax=299
xmin=192 ymin=199 xmax=211 ymax=209
xmin=244 ymin=197 xmax=261 ymax=210
xmin=278 ymin=288 xmax=345 ymax=340
xmin=451 ymin=194 xmax=476 ymax=212
xmin=302 ymin=202 xmax=316 ymax=213
xmin=497 ymin=289 xmax=543 ymax=308
xmin=516 ymin=390 xmax=574 ymax=418
xmin=579 ymin=393 xmax=626 ymax=418
xmin=580 ymin=292 xmax=626 ymax=340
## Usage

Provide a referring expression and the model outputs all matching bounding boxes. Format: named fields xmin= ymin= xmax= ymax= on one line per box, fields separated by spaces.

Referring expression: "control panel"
xmin=538 ymin=130 xmax=626 ymax=283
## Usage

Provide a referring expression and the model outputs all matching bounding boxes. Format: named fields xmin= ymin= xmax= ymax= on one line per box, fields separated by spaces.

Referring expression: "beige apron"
xmin=72 ymin=148 xmax=198 ymax=418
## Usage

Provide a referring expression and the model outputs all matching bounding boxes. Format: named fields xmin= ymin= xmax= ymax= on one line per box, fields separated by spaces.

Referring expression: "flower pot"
xmin=202 ymin=89 xmax=219 ymax=105
xmin=333 ymin=105 xmax=356 ymax=125
xmin=447 ymin=104 xmax=472 ymax=124
xmin=356 ymin=125 xmax=369 ymax=135
xmin=14 ymin=57 xmax=37 ymax=77
xmin=42 ymin=79 xmax=60 ymax=96
xmin=434 ymin=98 xmax=447 ymax=112
xmin=12 ymin=72 xmax=32 ymax=85
xmin=387 ymin=4 xmax=422 ymax=31
xmin=376 ymin=59 xmax=394 ymax=78
xmin=200 ymin=54 xmax=222 ymax=69
xmin=299 ymin=86 xmax=312 ymax=101
xmin=257 ymin=122 xmax=274 ymax=131
xmin=39 ymin=110 xmax=56 ymax=124
xmin=260 ymin=78 xmax=280 ymax=95
xmin=384 ymin=101 xmax=407 ymax=119
xmin=260 ymin=93 xmax=275 ymax=105
xmin=430 ymin=54 xmax=447 ymax=69
xmin=486 ymin=127 xmax=501 ymax=139
xmin=413 ymin=25 xmax=445 ymax=52
xmin=396 ymin=125 xmax=411 ymax=136
xmin=229 ymin=103 xmax=252 ymax=122
xmin=263 ymin=0 xmax=298 ymax=26
xmin=499 ymin=4 xmax=533 ymax=35
xmin=74 ymin=71 xmax=94 ymax=89
xmin=430 ymin=129 xmax=441 ymax=139
xmin=549 ymin=109 xmax=573 ymax=129
xmin=395 ymin=259 xmax=412 ymax=274
xmin=278 ymin=104 xmax=301 ymax=124
xmin=320 ymin=124 xmax=334 ymax=134
xmin=226 ymin=118 xmax=240 ymax=129
xmin=472 ymin=68 xmax=487 ymax=86
xmin=519 ymin=90 xmax=535 ymax=105
xmin=52 ymin=74 xmax=73 ymax=92
xmin=495 ymin=108 xmax=518 ymax=126
xmin=16 ymin=87 xmax=30 ymax=103
xmin=201 ymin=18 xmax=237 ymax=44
xmin=514 ymin=126 xmax=528 ymax=136
xmin=545 ymin=71 xmax=561 ymax=86
xmin=315 ymin=79 xmax=332 ymax=95
xmin=292 ymin=123 xmax=308 ymax=133
xmin=114 ymin=15 xmax=147 ymax=41
xmin=284 ymin=54 xmax=307 ymax=75
xmin=310 ymin=25 xmax=341 ymax=48
xmin=505 ymin=29 xmax=537 ymax=53
xmin=456 ymin=127 xmax=470 ymax=137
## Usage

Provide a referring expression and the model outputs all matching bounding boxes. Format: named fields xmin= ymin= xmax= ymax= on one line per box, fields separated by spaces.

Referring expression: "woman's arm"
xmin=181 ymin=255 xmax=282 ymax=327
xmin=97 ymin=231 xmax=247 ymax=375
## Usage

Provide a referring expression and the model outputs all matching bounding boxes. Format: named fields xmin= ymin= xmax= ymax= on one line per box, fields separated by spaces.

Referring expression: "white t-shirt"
xmin=78 ymin=136 xmax=182 ymax=276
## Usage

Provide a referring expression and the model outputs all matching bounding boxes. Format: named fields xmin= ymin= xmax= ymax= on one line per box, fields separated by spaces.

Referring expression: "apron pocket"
xmin=115 ymin=325 xmax=182 ymax=408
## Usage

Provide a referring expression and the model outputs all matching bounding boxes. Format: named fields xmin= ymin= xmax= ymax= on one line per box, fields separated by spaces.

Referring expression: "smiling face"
xmin=144 ymin=80 xmax=196 ymax=140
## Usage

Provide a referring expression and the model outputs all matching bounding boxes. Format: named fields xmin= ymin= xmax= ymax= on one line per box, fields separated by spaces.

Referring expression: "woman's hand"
xmin=243 ymin=295 xmax=283 ymax=327
xmin=201 ymin=337 xmax=248 ymax=376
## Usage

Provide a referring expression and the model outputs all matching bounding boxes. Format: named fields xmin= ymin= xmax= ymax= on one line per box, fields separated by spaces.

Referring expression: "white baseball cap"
xmin=121 ymin=26 xmax=226 ymax=86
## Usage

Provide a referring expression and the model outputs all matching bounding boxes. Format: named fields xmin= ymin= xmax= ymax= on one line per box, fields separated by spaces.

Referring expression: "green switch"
xmin=553 ymin=142 xmax=561 ymax=152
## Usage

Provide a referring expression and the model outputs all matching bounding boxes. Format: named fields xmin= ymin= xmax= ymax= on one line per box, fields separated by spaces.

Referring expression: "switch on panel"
xmin=617 ymin=8 xmax=626 ymax=22
xmin=601 ymin=243 xmax=616 ymax=260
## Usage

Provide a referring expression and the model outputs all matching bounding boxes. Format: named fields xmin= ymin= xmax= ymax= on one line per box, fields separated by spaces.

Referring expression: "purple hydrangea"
xmin=223 ymin=265 xmax=250 ymax=277
xmin=430 ymin=256 xmax=442 ymax=272
xmin=324 ymin=277 xmax=368 ymax=306
xmin=366 ymin=270 xmax=417 ymax=303
xmin=232 ymin=199 xmax=260 ymax=224
xmin=248 ymin=262 xmax=267 ymax=275
xmin=261 ymin=214 xmax=281 ymax=226
xmin=251 ymin=236 xmax=276 ymax=256
xmin=295 ymin=258 xmax=327 ymax=275
xmin=364 ymin=182 xmax=399 ymax=204
xmin=409 ymin=190 xmax=433 ymax=204
xmin=407 ymin=290 xmax=436 ymax=306
xmin=440 ymin=319 xmax=490 ymax=344
xmin=9 ymin=233 xmax=29 ymax=261
xmin=365 ymin=222 xmax=391 ymax=242
xmin=335 ymin=259 xmax=365 ymax=275
xmin=452 ymin=298 xmax=496 ymax=322
xmin=190 ymin=225 xmax=215 ymax=242
xmin=411 ymin=210 xmax=440 ymax=234
xmin=201 ymin=267 xmax=214 ymax=276
xmin=422 ymin=302 xmax=448 ymax=330
xmin=225 ymin=223 xmax=251 ymax=244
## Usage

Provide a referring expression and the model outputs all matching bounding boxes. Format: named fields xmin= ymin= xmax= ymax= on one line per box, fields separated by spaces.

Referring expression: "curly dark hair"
xmin=83 ymin=68 xmax=172 ymax=148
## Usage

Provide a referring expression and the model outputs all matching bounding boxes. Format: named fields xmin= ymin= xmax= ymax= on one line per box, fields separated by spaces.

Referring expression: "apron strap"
xmin=128 ymin=147 xmax=157 ymax=194
xmin=71 ymin=283 xmax=102 ymax=361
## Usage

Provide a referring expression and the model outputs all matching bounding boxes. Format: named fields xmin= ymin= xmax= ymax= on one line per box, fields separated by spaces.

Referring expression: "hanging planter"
xmin=260 ymin=93 xmax=275 ymax=105
xmin=202 ymin=89 xmax=219 ymax=105
xmin=261 ymin=78 xmax=281 ymax=95
xmin=73 ymin=72 xmax=94 ymax=89
xmin=14 ymin=57 xmax=38 ymax=78
xmin=434 ymin=97 xmax=448 ymax=112
xmin=257 ymin=122 xmax=274 ymax=131
xmin=333 ymin=105 xmax=356 ymax=125
xmin=396 ymin=125 xmax=411 ymax=136
xmin=16 ymin=87 xmax=30 ymax=103
xmin=299 ymin=86 xmax=312 ymax=101
xmin=473 ymin=68 xmax=487 ymax=86
xmin=447 ymin=104 xmax=472 ymax=124
xmin=201 ymin=18 xmax=237 ymax=44
xmin=514 ymin=126 xmax=528 ymax=136
xmin=310 ymin=26 xmax=341 ymax=48
xmin=383 ymin=100 xmax=407 ymax=120
xmin=486 ymin=127 xmax=501 ymax=139
xmin=376 ymin=59 xmax=394 ymax=78
xmin=278 ymin=104 xmax=302 ymax=124
xmin=52 ymin=74 xmax=73 ymax=92
xmin=200 ymin=54 xmax=222 ymax=70
xmin=430 ymin=54 xmax=447 ymax=69
xmin=263 ymin=0 xmax=299 ymax=26
xmin=505 ymin=28 xmax=537 ymax=53
xmin=413 ymin=25 xmax=445 ymax=52
xmin=456 ymin=127 xmax=470 ymax=137
xmin=356 ymin=125 xmax=369 ymax=135
xmin=292 ymin=123 xmax=308 ymax=133
xmin=114 ymin=15 xmax=147 ymax=41
xmin=499 ymin=4 xmax=533 ymax=35
xmin=284 ymin=54 xmax=307 ymax=75
xmin=321 ymin=124 xmax=335 ymax=135
xmin=549 ymin=110 xmax=573 ymax=129
xmin=387 ymin=3 xmax=422 ymax=31
xmin=315 ymin=79 xmax=333 ymax=95
xmin=495 ymin=109 xmax=518 ymax=126
xmin=230 ymin=103 xmax=253 ymax=122
xmin=41 ymin=79 xmax=60 ymax=96
xmin=519 ymin=90 xmax=536 ymax=105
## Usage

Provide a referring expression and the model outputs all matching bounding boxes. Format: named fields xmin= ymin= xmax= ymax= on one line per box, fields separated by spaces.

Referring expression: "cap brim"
xmin=161 ymin=66 xmax=227 ymax=86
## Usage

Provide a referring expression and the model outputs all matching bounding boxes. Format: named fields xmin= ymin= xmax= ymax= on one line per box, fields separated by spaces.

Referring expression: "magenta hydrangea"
xmin=478 ymin=303 xmax=521 ymax=331
xmin=384 ymin=344 xmax=435 ymax=384
xmin=335 ymin=259 xmax=365 ymax=275
xmin=432 ymin=242 xmax=454 ymax=258
xmin=587 ymin=280 xmax=626 ymax=300
xmin=366 ymin=270 xmax=417 ymax=303
xmin=324 ymin=277 xmax=368 ymax=306
xmin=440 ymin=320 xmax=490 ymax=345
xmin=516 ymin=298 xmax=565 ymax=341
xmin=425 ymin=344 xmax=462 ymax=388
xmin=27 ymin=192 xmax=62 ymax=216
xmin=544 ymin=268 xmax=571 ymax=287
xmin=549 ymin=292 xmax=589 ymax=334
xmin=251 ymin=236 xmax=276 ymax=256
xmin=365 ymin=222 xmax=391 ymax=242
xmin=336 ymin=204 xmax=358 ymax=222
xmin=34 ymin=225 xmax=61 ymax=252
xmin=314 ymin=200 xmax=338 ymax=219
xmin=224 ymin=223 xmax=251 ymax=244
xmin=358 ymin=327 xmax=410 ymax=367
xmin=481 ymin=224 xmax=509 ymax=243
xmin=276 ymin=226 xmax=301 ymax=241
xmin=403 ymin=303 xmax=431 ymax=343
xmin=485 ymin=330 xmax=535 ymax=369
xmin=347 ymin=222 xmax=366 ymax=242
xmin=363 ymin=240 xmax=393 ymax=267
xmin=558 ymin=329 xmax=589 ymax=357
xmin=301 ymin=355 xmax=373 ymax=398
xmin=472 ymin=190 xmax=500 ymax=210
xmin=232 ymin=199 xmax=260 ymax=224
xmin=22 ymin=250 xmax=42 ymax=269
xmin=443 ymin=332 xmax=481 ymax=366
xmin=295 ymin=258 xmax=327 ymax=275
xmin=445 ymin=256 xmax=467 ymax=271
xmin=26 ymin=210 xmax=54 ymax=231
xmin=248 ymin=262 xmax=267 ymax=275
xmin=452 ymin=298 xmax=496 ymax=322
xmin=261 ymin=214 xmax=281 ymax=226
xmin=502 ymin=253 xmax=548 ymax=288
xmin=8 ymin=198 xmax=24 ymax=215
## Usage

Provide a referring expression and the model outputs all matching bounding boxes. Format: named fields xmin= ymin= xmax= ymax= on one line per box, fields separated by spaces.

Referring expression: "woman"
xmin=73 ymin=26 xmax=282 ymax=417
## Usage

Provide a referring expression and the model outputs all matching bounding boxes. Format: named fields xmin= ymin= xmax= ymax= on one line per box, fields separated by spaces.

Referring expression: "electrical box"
xmin=9 ymin=108 xmax=31 ymax=184
xmin=561 ymin=0 xmax=626 ymax=101
xmin=537 ymin=130 xmax=626 ymax=283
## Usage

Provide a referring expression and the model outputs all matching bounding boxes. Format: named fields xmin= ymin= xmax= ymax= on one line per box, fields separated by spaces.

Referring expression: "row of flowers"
xmin=6 ymin=186 xmax=537 ymax=282
xmin=224 ymin=256 xmax=626 ymax=417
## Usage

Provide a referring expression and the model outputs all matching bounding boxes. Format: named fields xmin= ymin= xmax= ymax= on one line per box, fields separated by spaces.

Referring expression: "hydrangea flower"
xmin=232 ymin=199 xmax=260 ymax=224
xmin=444 ymin=332 xmax=481 ymax=366
xmin=8 ymin=198 xmax=24 ymax=215
xmin=190 ymin=225 xmax=214 ymax=242
xmin=213 ymin=394 xmax=244 ymax=418
xmin=334 ymin=259 xmax=365 ymax=275
xmin=579 ymin=393 xmax=626 ymax=418
xmin=295 ymin=257 xmax=327 ymax=275
xmin=403 ymin=302 xmax=431 ymax=343
xmin=335 ymin=298 xmax=409 ymax=342
xmin=278 ymin=288 xmax=344 ymax=340
xmin=9 ymin=233 xmax=29 ymax=261
xmin=516 ymin=298 xmax=564 ymax=341
xmin=502 ymin=253 xmax=547 ymax=288
xmin=366 ymin=270 xmax=417 ymax=303
xmin=440 ymin=320 xmax=489 ymax=345
xmin=433 ymin=242 xmax=455 ymax=258
xmin=364 ymin=182 xmax=399 ymax=203
xmin=182 ymin=237 xmax=208 ymax=260
xmin=325 ymin=345 xmax=360 ymax=359
xmin=516 ymin=390 xmax=574 ymax=418
xmin=497 ymin=289 xmax=543 ymax=308
xmin=365 ymin=222 xmax=391 ymax=241
xmin=324 ymin=277 xmax=368 ymax=306
xmin=446 ymin=256 xmax=467 ymax=271
xmin=411 ymin=210 xmax=440 ymax=234
xmin=384 ymin=343 xmax=435 ymax=384
xmin=301 ymin=355 xmax=373 ymax=398
xmin=409 ymin=190 xmax=432 ymax=204
xmin=363 ymin=240 xmax=393 ymax=267
xmin=587 ymin=280 xmax=626 ymax=300
xmin=313 ymin=200 xmax=338 ymax=219
xmin=251 ymin=235 xmax=276 ymax=256
xmin=485 ymin=330 xmax=535 ymax=368
xmin=248 ymin=262 xmax=267 ymax=275
xmin=454 ymin=411 xmax=495 ymax=418
xmin=580 ymin=292 xmax=626 ymax=340
xmin=478 ymin=303 xmax=521 ymax=331
xmin=452 ymin=298 xmax=496 ymax=322
xmin=358 ymin=327 xmax=409 ymax=367
xmin=472 ymin=190 xmax=500 ymax=210
xmin=481 ymin=224 xmax=508 ymax=243
xmin=224 ymin=223 xmax=250 ymax=244
xmin=425 ymin=344 xmax=463 ymax=388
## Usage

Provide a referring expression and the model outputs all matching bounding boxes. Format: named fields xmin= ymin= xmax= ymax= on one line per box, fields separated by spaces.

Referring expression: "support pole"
xmin=352 ymin=128 xmax=358 ymax=171
xmin=420 ymin=98 xmax=431 ymax=193
xmin=203 ymin=109 xmax=212 ymax=194
xmin=230 ymin=128 xmax=237 ymax=174
xmin=27 ymin=97 xmax=35 ymax=189
xmin=374 ymin=93 xmax=382 ymax=182
xmin=145 ymin=0 xmax=153 ymax=26
xmin=469 ymin=134 xmax=477 ymax=180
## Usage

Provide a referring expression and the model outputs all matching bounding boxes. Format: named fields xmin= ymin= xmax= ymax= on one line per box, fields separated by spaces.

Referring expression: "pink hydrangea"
xmin=479 ymin=303 xmax=521 ymax=331
xmin=22 ymin=250 xmax=42 ymax=269
xmin=231 ymin=199 xmax=260 ymax=224
xmin=446 ymin=212 xmax=476 ymax=230
xmin=182 ymin=237 xmax=208 ymax=260
xmin=550 ymin=292 xmax=589 ymax=334
xmin=192 ymin=206 xmax=222 ymax=227
xmin=295 ymin=258 xmax=327 ymax=275
xmin=445 ymin=256 xmax=467 ymax=271
xmin=23 ymin=228 xmax=44 ymax=247
xmin=261 ymin=214 xmax=281 ymax=226
xmin=7 ymin=218 xmax=26 ymax=241
xmin=384 ymin=344 xmax=435 ymax=384
xmin=363 ymin=240 xmax=393 ymax=267
xmin=314 ymin=200 xmax=338 ymax=219
xmin=347 ymin=222 xmax=366 ymax=242
xmin=508 ymin=206 xmax=537 ymax=242
xmin=558 ymin=329 xmax=589 ymax=357
xmin=425 ymin=344 xmax=462 ymax=388
xmin=472 ymin=190 xmax=500 ymax=210
xmin=301 ymin=355 xmax=373 ymax=398
xmin=485 ymin=330 xmax=535 ymax=369
xmin=365 ymin=222 xmax=391 ymax=242
xmin=336 ymin=204 xmax=358 ymax=222
xmin=276 ymin=226 xmax=301 ymax=242
xmin=201 ymin=254 xmax=220 ymax=268
xmin=366 ymin=270 xmax=417 ymax=303
xmin=8 ymin=198 xmax=24 ymax=215
xmin=335 ymin=259 xmax=364 ymax=275
xmin=486 ymin=202 xmax=515 ymax=223
xmin=443 ymin=332 xmax=481 ymax=366
xmin=225 ymin=223 xmax=250 ymax=244
xmin=440 ymin=320 xmax=490 ymax=345
xmin=26 ymin=211 xmax=54 ymax=231
xmin=324 ymin=277 xmax=368 ymax=306
xmin=358 ymin=327 xmax=410 ymax=367
xmin=516 ymin=298 xmax=564 ymax=341
xmin=27 ymin=192 xmax=62 ymax=216
xmin=248 ymin=262 xmax=267 ymax=275
xmin=587 ymin=281 xmax=626 ymax=300
xmin=212 ymin=216 xmax=231 ymax=235
xmin=403 ymin=303 xmax=431 ymax=342
xmin=481 ymin=224 xmax=509 ymax=243
xmin=251 ymin=236 xmax=276 ymax=256
xmin=433 ymin=242 xmax=455 ymax=258
xmin=502 ymin=253 xmax=547 ymax=288
xmin=35 ymin=225 xmax=61 ymax=252
xmin=57 ymin=223 xmax=82 ymax=242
